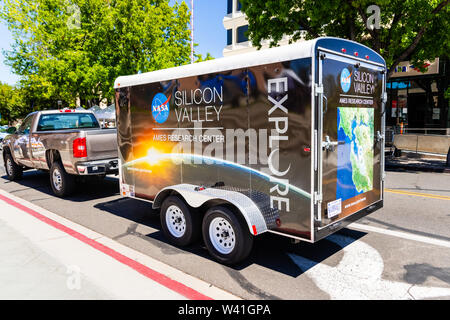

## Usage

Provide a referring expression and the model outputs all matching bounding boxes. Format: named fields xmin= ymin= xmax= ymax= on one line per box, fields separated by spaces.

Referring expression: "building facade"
xmin=223 ymin=1 xmax=449 ymax=133
xmin=222 ymin=0 xmax=294 ymax=57
xmin=386 ymin=58 xmax=449 ymax=134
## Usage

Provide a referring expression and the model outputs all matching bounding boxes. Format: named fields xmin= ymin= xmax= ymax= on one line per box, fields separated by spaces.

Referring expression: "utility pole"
xmin=190 ymin=0 xmax=194 ymax=64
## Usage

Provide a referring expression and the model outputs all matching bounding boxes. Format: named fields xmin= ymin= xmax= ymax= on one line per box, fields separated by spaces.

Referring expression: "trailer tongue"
xmin=114 ymin=37 xmax=386 ymax=264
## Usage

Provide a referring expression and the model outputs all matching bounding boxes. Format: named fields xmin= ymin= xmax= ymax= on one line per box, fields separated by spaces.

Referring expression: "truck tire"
xmin=160 ymin=195 xmax=200 ymax=247
xmin=49 ymin=161 xmax=75 ymax=197
xmin=4 ymin=152 xmax=23 ymax=181
xmin=202 ymin=206 xmax=253 ymax=265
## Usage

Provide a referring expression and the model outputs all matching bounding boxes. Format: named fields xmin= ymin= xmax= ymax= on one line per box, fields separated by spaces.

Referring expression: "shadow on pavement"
xmin=2 ymin=167 xmax=368 ymax=279
xmin=385 ymin=156 xmax=449 ymax=173
xmin=1 ymin=169 xmax=120 ymax=201
xmin=93 ymin=195 xmax=367 ymax=278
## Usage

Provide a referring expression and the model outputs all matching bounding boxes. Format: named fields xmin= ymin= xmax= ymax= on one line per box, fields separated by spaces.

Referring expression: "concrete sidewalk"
xmin=0 ymin=218 xmax=112 ymax=299
xmin=0 ymin=189 xmax=238 ymax=300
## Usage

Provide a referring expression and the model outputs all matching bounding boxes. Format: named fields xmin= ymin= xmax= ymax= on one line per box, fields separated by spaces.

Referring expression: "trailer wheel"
xmin=49 ymin=161 xmax=75 ymax=197
xmin=202 ymin=206 xmax=253 ymax=265
xmin=4 ymin=152 xmax=23 ymax=181
xmin=160 ymin=196 xmax=200 ymax=247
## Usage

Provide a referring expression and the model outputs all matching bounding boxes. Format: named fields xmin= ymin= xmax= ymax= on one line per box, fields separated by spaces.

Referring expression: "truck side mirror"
xmin=6 ymin=127 xmax=16 ymax=134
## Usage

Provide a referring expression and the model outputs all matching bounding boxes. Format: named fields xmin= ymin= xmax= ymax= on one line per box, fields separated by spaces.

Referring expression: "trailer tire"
xmin=160 ymin=195 xmax=200 ymax=247
xmin=4 ymin=152 xmax=23 ymax=181
xmin=202 ymin=206 xmax=253 ymax=265
xmin=49 ymin=161 xmax=75 ymax=197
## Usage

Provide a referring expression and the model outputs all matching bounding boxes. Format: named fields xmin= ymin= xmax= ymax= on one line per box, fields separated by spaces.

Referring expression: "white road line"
xmin=349 ymin=222 xmax=450 ymax=248
xmin=288 ymin=234 xmax=450 ymax=300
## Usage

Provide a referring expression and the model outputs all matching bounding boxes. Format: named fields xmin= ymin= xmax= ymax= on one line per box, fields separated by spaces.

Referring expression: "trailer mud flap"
xmin=153 ymin=183 xmax=279 ymax=235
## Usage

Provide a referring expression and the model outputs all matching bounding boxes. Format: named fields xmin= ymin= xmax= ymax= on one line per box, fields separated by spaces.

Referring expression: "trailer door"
xmin=316 ymin=50 xmax=385 ymax=227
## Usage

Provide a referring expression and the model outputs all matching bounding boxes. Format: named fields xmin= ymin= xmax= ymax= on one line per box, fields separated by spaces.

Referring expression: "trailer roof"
xmin=114 ymin=37 xmax=385 ymax=89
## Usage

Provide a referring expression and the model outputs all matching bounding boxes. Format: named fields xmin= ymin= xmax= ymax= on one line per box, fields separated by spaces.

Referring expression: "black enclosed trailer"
xmin=114 ymin=37 xmax=387 ymax=264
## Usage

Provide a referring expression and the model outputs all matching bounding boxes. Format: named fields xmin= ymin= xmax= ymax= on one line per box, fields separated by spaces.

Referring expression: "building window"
xmin=237 ymin=1 xmax=242 ymax=11
xmin=227 ymin=0 xmax=233 ymax=14
xmin=227 ymin=29 xmax=233 ymax=45
xmin=236 ymin=25 xmax=248 ymax=43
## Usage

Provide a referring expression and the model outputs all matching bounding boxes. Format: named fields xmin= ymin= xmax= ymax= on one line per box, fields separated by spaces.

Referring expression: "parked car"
xmin=0 ymin=126 xmax=12 ymax=150
xmin=2 ymin=109 xmax=118 ymax=197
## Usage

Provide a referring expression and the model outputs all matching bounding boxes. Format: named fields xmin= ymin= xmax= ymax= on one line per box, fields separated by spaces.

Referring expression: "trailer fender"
xmin=153 ymin=184 xmax=274 ymax=236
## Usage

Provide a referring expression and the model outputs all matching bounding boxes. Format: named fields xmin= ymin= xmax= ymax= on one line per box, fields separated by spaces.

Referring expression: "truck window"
xmin=17 ymin=115 xmax=33 ymax=134
xmin=37 ymin=113 xmax=100 ymax=131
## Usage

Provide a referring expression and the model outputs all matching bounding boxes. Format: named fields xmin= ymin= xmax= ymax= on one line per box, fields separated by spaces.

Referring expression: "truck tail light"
xmin=73 ymin=138 xmax=87 ymax=158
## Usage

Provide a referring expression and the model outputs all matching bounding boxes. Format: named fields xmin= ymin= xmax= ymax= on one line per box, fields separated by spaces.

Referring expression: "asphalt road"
xmin=1 ymin=163 xmax=449 ymax=300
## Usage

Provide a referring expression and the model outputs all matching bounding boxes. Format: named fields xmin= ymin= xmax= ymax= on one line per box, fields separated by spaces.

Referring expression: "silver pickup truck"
xmin=2 ymin=109 xmax=118 ymax=197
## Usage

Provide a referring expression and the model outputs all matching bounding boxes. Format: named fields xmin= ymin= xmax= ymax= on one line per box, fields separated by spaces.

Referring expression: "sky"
xmin=0 ymin=0 xmax=226 ymax=86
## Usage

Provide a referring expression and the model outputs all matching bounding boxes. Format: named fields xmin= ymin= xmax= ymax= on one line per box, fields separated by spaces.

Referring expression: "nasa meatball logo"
xmin=151 ymin=93 xmax=171 ymax=124
xmin=340 ymin=68 xmax=352 ymax=93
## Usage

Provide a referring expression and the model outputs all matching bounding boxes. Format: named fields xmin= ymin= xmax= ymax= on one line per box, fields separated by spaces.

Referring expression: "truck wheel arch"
xmin=2 ymin=146 xmax=12 ymax=161
xmin=2 ymin=146 xmax=20 ymax=168
xmin=46 ymin=149 xmax=61 ymax=168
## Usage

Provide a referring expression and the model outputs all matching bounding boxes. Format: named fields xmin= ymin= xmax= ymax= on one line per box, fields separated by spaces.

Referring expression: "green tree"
xmin=1 ymin=0 xmax=192 ymax=108
xmin=240 ymin=0 xmax=449 ymax=78
xmin=0 ymin=82 xmax=29 ymax=124
xmin=194 ymin=52 xmax=214 ymax=63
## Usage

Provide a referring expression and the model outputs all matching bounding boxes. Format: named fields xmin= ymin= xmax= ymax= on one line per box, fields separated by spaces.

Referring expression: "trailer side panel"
xmin=115 ymin=58 xmax=314 ymax=240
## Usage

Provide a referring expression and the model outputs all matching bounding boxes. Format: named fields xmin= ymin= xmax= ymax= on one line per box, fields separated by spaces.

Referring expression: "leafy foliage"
xmin=194 ymin=52 xmax=214 ymax=63
xmin=0 ymin=82 xmax=29 ymax=124
xmin=240 ymin=0 xmax=449 ymax=78
xmin=1 ymin=0 xmax=192 ymax=109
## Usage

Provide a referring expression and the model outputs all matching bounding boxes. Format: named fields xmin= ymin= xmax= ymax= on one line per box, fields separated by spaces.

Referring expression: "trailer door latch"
xmin=376 ymin=131 xmax=384 ymax=143
xmin=322 ymin=135 xmax=339 ymax=151
xmin=314 ymin=84 xmax=323 ymax=96
xmin=314 ymin=192 xmax=322 ymax=204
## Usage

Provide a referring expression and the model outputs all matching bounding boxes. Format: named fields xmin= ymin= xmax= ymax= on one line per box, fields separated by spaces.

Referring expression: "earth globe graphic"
xmin=340 ymin=68 xmax=352 ymax=93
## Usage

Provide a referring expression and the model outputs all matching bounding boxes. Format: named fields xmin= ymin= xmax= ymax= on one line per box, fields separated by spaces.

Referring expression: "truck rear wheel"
xmin=4 ymin=152 xmax=23 ymax=181
xmin=49 ymin=161 xmax=75 ymax=197
xmin=160 ymin=196 xmax=200 ymax=247
xmin=202 ymin=206 xmax=253 ymax=265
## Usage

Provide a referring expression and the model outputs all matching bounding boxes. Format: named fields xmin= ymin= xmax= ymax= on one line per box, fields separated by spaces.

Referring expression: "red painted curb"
xmin=0 ymin=193 xmax=212 ymax=300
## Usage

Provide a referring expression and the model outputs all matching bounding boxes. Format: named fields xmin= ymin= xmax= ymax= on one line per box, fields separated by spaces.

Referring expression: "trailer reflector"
xmin=252 ymin=225 xmax=258 ymax=235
